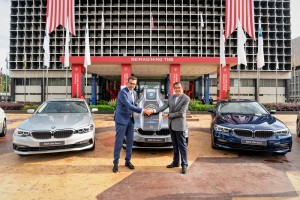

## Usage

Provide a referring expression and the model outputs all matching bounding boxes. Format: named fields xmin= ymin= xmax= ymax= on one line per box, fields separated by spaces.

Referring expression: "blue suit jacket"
xmin=114 ymin=87 xmax=143 ymax=125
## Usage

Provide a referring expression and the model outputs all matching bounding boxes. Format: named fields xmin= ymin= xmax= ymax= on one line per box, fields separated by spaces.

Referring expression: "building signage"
xmin=130 ymin=57 xmax=174 ymax=62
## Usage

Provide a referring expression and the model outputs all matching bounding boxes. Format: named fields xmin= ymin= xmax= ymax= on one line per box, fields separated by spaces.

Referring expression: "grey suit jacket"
xmin=155 ymin=93 xmax=190 ymax=131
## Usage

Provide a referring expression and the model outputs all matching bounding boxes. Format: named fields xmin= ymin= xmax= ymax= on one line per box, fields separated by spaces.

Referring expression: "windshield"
xmin=37 ymin=101 xmax=89 ymax=114
xmin=217 ymin=102 xmax=268 ymax=115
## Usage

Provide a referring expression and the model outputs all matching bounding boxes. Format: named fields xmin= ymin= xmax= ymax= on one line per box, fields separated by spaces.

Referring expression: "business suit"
xmin=113 ymin=87 xmax=142 ymax=165
xmin=155 ymin=93 xmax=190 ymax=168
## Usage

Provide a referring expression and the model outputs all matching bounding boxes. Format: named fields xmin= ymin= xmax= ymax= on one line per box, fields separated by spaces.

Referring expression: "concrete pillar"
xmin=204 ymin=74 xmax=210 ymax=104
xmin=91 ymin=73 xmax=97 ymax=105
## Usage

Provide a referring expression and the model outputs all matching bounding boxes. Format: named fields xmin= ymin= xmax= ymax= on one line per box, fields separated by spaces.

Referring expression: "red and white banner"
xmin=121 ymin=64 xmax=132 ymax=88
xmin=225 ymin=0 xmax=255 ymax=40
xmin=217 ymin=64 xmax=230 ymax=100
xmin=170 ymin=64 xmax=181 ymax=95
xmin=46 ymin=0 xmax=75 ymax=35
xmin=72 ymin=64 xmax=84 ymax=98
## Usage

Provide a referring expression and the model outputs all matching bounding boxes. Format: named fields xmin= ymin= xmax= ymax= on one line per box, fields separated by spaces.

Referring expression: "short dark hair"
xmin=173 ymin=82 xmax=183 ymax=88
xmin=128 ymin=76 xmax=137 ymax=82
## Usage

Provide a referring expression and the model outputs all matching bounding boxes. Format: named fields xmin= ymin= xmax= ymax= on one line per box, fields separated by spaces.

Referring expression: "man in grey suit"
xmin=152 ymin=82 xmax=190 ymax=174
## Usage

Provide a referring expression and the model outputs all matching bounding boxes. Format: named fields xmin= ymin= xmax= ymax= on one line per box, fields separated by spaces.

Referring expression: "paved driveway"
xmin=0 ymin=114 xmax=300 ymax=199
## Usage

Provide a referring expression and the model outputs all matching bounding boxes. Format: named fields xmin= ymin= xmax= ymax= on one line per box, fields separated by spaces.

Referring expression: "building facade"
xmin=9 ymin=0 xmax=292 ymax=103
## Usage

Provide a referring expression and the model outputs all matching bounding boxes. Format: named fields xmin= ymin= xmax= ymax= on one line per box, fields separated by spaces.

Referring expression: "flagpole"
xmin=24 ymin=67 xmax=26 ymax=103
xmin=66 ymin=67 xmax=68 ymax=98
xmin=42 ymin=63 xmax=45 ymax=102
xmin=200 ymin=13 xmax=203 ymax=57
xmin=238 ymin=64 xmax=240 ymax=99
xmin=46 ymin=67 xmax=49 ymax=100
xmin=101 ymin=11 xmax=104 ymax=57
xmin=294 ymin=64 xmax=296 ymax=102
xmin=150 ymin=12 xmax=152 ymax=56
xmin=5 ymin=57 xmax=8 ymax=102
xmin=276 ymin=58 xmax=278 ymax=103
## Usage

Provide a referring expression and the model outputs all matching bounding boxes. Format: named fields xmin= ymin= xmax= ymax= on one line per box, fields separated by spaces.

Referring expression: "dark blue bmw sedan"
xmin=209 ymin=99 xmax=292 ymax=154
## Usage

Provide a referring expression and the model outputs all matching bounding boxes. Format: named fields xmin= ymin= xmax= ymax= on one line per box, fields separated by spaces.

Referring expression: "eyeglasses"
xmin=128 ymin=82 xmax=136 ymax=86
xmin=174 ymin=87 xmax=182 ymax=89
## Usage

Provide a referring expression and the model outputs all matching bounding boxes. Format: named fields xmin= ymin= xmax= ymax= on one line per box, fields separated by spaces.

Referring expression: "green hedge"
xmin=90 ymin=104 xmax=114 ymax=111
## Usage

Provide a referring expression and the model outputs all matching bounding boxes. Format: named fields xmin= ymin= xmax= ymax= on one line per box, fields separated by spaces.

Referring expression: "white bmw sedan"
xmin=13 ymin=99 xmax=98 ymax=155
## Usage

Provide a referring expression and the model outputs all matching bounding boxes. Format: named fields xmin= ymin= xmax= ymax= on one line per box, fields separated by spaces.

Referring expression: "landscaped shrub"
xmin=263 ymin=103 xmax=300 ymax=111
xmin=90 ymin=104 xmax=114 ymax=111
xmin=97 ymin=100 xmax=109 ymax=105
xmin=108 ymin=99 xmax=117 ymax=108
xmin=188 ymin=99 xmax=215 ymax=111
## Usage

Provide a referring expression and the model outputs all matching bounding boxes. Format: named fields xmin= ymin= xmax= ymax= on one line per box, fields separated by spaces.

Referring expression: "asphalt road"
xmin=1 ymin=113 xmax=300 ymax=200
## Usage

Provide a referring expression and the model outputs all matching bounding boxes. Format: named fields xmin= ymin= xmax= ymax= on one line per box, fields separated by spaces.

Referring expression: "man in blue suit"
xmin=113 ymin=76 xmax=152 ymax=173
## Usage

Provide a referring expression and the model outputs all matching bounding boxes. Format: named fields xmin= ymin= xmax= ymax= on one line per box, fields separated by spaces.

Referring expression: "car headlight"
xmin=214 ymin=124 xmax=232 ymax=133
xmin=13 ymin=128 xmax=31 ymax=137
xmin=274 ymin=129 xmax=290 ymax=136
xmin=74 ymin=124 xmax=94 ymax=134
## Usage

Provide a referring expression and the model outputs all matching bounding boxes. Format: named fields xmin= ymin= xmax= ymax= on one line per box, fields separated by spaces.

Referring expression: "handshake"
xmin=143 ymin=108 xmax=169 ymax=118
xmin=143 ymin=108 xmax=154 ymax=116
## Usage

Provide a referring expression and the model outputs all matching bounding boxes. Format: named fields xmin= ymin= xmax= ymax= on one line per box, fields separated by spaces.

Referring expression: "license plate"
xmin=145 ymin=138 xmax=165 ymax=143
xmin=40 ymin=141 xmax=65 ymax=147
xmin=241 ymin=140 xmax=267 ymax=146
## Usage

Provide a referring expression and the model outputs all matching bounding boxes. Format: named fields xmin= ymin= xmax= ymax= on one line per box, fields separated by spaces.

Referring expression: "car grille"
xmin=137 ymin=128 xmax=170 ymax=136
xmin=31 ymin=130 xmax=74 ymax=139
xmin=233 ymin=129 xmax=252 ymax=137
xmin=233 ymin=129 xmax=274 ymax=138
xmin=31 ymin=131 xmax=52 ymax=139
xmin=54 ymin=130 xmax=73 ymax=138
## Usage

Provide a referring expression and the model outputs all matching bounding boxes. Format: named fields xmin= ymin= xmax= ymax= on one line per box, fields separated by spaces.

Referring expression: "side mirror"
xmin=269 ymin=110 xmax=276 ymax=114
xmin=91 ymin=108 xmax=98 ymax=113
xmin=207 ymin=108 xmax=215 ymax=113
xmin=27 ymin=109 xmax=35 ymax=114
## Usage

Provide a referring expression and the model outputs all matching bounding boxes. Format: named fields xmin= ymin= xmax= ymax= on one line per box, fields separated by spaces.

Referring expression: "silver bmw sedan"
xmin=13 ymin=99 xmax=98 ymax=155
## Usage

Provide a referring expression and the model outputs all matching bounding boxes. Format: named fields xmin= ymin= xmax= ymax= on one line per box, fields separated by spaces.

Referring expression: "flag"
xmin=237 ymin=19 xmax=247 ymax=66
xmin=5 ymin=57 xmax=8 ymax=70
xmin=46 ymin=0 xmax=75 ymax=35
xmin=43 ymin=23 xmax=50 ymax=68
xmin=150 ymin=12 xmax=154 ymax=29
xmin=101 ymin=12 xmax=105 ymax=30
xmin=220 ymin=17 xmax=226 ymax=67
xmin=257 ymin=18 xmax=264 ymax=69
xmin=64 ymin=18 xmax=70 ymax=68
xmin=292 ymin=54 xmax=297 ymax=68
xmin=200 ymin=13 xmax=204 ymax=28
xmin=225 ymin=0 xmax=255 ymax=40
xmin=84 ymin=20 xmax=91 ymax=69
xmin=23 ymin=54 xmax=27 ymax=69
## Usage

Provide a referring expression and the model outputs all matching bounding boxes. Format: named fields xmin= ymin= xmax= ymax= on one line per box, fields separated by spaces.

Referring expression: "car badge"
xmin=252 ymin=126 xmax=255 ymax=129
xmin=51 ymin=126 xmax=55 ymax=129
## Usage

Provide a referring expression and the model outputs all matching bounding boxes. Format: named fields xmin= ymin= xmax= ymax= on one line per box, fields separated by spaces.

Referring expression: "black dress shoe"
xmin=167 ymin=162 xmax=180 ymax=168
xmin=182 ymin=167 xmax=187 ymax=174
xmin=125 ymin=161 xmax=135 ymax=170
xmin=112 ymin=164 xmax=118 ymax=173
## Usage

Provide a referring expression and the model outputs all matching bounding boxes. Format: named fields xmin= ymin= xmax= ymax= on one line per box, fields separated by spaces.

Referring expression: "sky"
xmin=0 ymin=0 xmax=300 ymax=75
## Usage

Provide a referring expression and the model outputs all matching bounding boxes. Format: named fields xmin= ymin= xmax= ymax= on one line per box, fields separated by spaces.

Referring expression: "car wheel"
xmin=0 ymin=120 xmax=7 ymax=137
xmin=211 ymin=132 xmax=218 ymax=149
xmin=297 ymin=120 xmax=300 ymax=137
